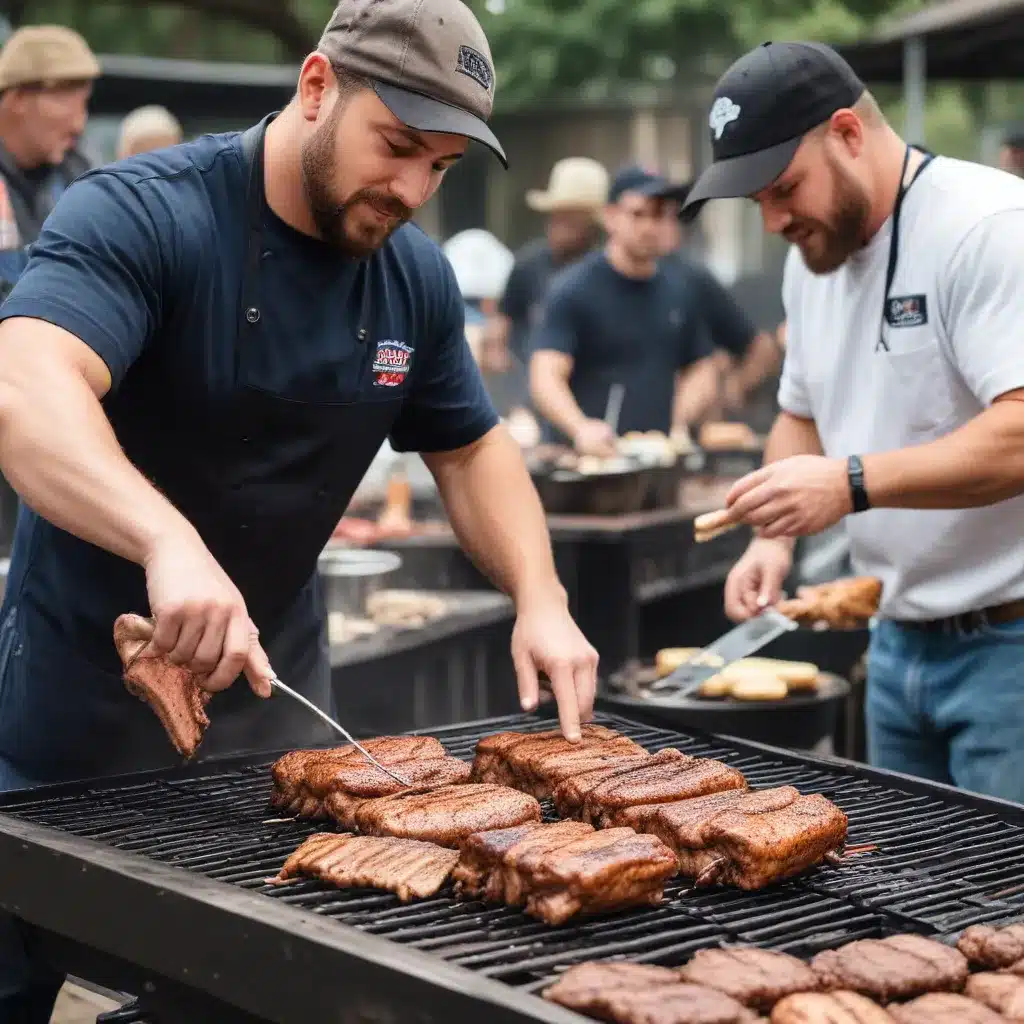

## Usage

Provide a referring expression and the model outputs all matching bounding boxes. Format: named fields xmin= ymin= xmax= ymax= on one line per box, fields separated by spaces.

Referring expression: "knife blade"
xmin=604 ymin=382 xmax=625 ymax=434
xmin=646 ymin=607 xmax=798 ymax=699
xmin=268 ymin=675 xmax=410 ymax=785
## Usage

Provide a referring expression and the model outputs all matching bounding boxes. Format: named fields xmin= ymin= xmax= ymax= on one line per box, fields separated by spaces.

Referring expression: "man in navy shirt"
xmin=0 ymin=1 xmax=598 ymax=1015
xmin=529 ymin=166 xmax=719 ymax=453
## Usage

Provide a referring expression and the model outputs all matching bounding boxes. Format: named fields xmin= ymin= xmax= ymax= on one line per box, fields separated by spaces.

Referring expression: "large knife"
xmin=646 ymin=607 xmax=798 ymax=699
xmin=268 ymin=675 xmax=410 ymax=785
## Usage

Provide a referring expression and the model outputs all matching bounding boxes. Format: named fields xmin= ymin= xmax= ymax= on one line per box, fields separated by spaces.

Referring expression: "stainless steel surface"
xmin=318 ymin=547 xmax=402 ymax=617
xmin=647 ymin=608 xmax=799 ymax=699
xmin=604 ymin=382 xmax=625 ymax=434
xmin=268 ymin=676 xmax=410 ymax=785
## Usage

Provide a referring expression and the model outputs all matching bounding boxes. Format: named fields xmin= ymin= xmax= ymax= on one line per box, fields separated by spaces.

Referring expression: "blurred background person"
xmin=488 ymin=156 xmax=608 ymax=415
xmin=998 ymin=127 xmax=1024 ymax=176
xmin=0 ymin=25 xmax=97 ymax=248
xmin=530 ymin=165 xmax=717 ymax=454
xmin=116 ymin=104 xmax=183 ymax=159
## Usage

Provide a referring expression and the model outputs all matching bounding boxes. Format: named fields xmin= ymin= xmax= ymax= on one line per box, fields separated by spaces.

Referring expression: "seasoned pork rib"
xmin=269 ymin=736 xmax=445 ymax=817
xmin=472 ymin=725 xmax=647 ymax=798
xmin=769 ymin=991 xmax=895 ymax=1023
xmin=354 ymin=783 xmax=542 ymax=848
xmin=114 ymin=613 xmax=211 ymax=759
xmin=811 ymin=934 xmax=968 ymax=1002
xmin=543 ymin=962 xmax=758 ymax=1024
xmin=681 ymin=947 xmax=820 ymax=1012
xmin=958 ymin=923 xmax=1024 ymax=969
xmin=887 ymin=992 xmax=1004 ymax=1023
xmin=273 ymin=832 xmax=458 ymax=901
xmin=552 ymin=754 xmax=667 ymax=818
xmin=966 ymin=972 xmax=1024 ymax=1019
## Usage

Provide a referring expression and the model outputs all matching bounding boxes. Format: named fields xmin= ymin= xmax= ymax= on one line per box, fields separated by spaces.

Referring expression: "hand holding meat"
xmin=726 ymin=455 xmax=852 ymax=538
xmin=144 ymin=531 xmax=273 ymax=697
xmin=572 ymin=418 xmax=617 ymax=457
xmin=724 ymin=538 xmax=794 ymax=621
xmin=511 ymin=594 xmax=598 ymax=741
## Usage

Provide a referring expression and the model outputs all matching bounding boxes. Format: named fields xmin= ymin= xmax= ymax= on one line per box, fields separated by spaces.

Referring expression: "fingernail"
xmin=521 ymin=698 xmax=537 ymax=712
xmin=757 ymin=595 xmax=768 ymax=607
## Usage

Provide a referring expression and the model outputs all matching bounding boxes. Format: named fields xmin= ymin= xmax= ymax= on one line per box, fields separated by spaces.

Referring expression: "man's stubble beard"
xmin=300 ymin=101 xmax=412 ymax=258
xmin=798 ymin=155 xmax=871 ymax=275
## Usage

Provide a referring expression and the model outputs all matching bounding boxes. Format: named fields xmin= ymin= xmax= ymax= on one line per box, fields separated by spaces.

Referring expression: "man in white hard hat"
xmin=116 ymin=104 xmax=184 ymax=159
xmin=0 ymin=25 xmax=98 ymax=248
xmin=489 ymin=156 xmax=608 ymax=411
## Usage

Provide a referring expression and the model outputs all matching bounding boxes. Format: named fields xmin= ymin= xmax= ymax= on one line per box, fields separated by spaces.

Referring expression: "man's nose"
xmin=388 ymin=162 xmax=435 ymax=211
xmin=760 ymin=200 xmax=792 ymax=236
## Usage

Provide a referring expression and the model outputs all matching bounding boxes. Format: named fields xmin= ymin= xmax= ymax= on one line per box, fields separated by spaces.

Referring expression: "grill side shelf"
xmin=0 ymin=812 xmax=581 ymax=1024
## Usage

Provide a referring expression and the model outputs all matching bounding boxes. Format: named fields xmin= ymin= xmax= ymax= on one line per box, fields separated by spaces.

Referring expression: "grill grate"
xmin=4 ymin=712 xmax=1024 ymax=993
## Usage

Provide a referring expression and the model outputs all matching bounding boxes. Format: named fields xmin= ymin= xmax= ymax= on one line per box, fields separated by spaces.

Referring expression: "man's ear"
xmin=296 ymin=53 xmax=334 ymax=124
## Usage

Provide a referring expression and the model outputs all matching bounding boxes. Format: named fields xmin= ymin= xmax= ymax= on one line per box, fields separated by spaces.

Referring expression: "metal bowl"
xmin=318 ymin=547 xmax=402 ymax=616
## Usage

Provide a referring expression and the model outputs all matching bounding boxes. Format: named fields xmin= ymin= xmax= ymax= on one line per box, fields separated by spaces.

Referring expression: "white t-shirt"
xmin=779 ymin=156 xmax=1024 ymax=620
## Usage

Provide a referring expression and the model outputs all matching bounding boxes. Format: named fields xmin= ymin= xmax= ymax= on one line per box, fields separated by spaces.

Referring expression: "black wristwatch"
xmin=847 ymin=454 xmax=871 ymax=513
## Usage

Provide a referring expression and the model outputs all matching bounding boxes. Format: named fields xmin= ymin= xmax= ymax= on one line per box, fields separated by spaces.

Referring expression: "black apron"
xmin=0 ymin=116 xmax=403 ymax=782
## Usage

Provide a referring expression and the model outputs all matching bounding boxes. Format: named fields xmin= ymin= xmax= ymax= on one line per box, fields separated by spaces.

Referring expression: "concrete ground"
xmin=51 ymin=982 xmax=121 ymax=1023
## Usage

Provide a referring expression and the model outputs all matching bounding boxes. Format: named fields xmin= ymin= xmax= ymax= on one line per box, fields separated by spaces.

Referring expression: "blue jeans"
xmin=867 ymin=617 xmax=1024 ymax=803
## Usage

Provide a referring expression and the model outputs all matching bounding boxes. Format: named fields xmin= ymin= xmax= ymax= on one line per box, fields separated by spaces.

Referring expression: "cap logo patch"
xmin=456 ymin=45 xmax=493 ymax=91
xmin=709 ymin=97 xmax=741 ymax=140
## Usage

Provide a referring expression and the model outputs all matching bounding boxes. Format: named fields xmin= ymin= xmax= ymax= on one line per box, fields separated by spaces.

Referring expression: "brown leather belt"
xmin=894 ymin=598 xmax=1024 ymax=634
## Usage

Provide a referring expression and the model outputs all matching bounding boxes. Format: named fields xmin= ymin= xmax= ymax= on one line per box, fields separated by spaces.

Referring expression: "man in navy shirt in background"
xmin=529 ymin=166 xmax=720 ymax=454
xmin=0 ymin=1 xmax=598 ymax=1015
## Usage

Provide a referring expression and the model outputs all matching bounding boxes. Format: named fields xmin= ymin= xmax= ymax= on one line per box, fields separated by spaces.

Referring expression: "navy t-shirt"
xmin=498 ymin=237 xmax=557 ymax=365
xmin=530 ymin=250 xmax=714 ymax=440
xmin=0 ymin=130 xmax=498 ymax=677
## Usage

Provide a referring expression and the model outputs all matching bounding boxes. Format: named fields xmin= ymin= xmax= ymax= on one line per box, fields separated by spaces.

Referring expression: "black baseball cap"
xmin=609 ymin=165 xmax=689 ymax=203
xmin=684 ymin=41 xmax=865 ymax=213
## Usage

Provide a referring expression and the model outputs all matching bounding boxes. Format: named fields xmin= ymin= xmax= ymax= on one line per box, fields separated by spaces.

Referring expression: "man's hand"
xmin=572 ymin=418 xmax=617 ymax=457
xmin=511 ymin=589 xmax=598 ymax=741
xmin=724 ymin=537 xmax=794 ymax=621
xmin=143 ymin=529 xmax=274 ymax=698
xmin=726 ymin=455 xmax=851 ymax=538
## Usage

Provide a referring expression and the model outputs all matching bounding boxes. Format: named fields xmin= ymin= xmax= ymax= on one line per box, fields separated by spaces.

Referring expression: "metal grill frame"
xmin=1 ymin=711 xmax=1024 ymax=1024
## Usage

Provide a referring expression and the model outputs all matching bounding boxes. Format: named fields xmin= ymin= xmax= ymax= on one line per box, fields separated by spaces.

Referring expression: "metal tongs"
xmin=268 ymin=675 xmax=410 ymax=786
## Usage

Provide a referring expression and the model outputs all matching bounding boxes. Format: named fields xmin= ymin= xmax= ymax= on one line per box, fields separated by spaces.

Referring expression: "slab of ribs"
xmin=114 ymin=613 xmax=211 ymax=759
xmin=273 ymin=832 xmax=459 ymax=901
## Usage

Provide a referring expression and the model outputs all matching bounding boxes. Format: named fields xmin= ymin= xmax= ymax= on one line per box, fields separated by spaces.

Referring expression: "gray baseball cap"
xmin=318 ymin=0 xmax=506 ymax=167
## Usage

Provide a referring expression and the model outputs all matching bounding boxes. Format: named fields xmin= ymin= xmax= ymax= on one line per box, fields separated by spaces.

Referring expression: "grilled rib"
xmin=552 ymin=749 xmax=690 ymax=819
xmin=958 ymin=923 xmax=1024 ymax=969
xmin=273 ymin=832 xmax=458 ymax=901
xmin=811 ymin=934 xmax=968 ymax=1003
xmin=680 ymin=947 xmax=820 ymax=1012
xmin=353 ymin=783 xmax=542 ymax=848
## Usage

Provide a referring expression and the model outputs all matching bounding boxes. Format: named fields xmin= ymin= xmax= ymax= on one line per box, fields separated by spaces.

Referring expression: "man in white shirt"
xmin=684 ymin=41 xmax=1024 ymax=803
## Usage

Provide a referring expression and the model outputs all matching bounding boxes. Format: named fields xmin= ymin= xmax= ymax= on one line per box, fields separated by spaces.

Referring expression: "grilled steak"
xmin=543 ymin=962 xmax=759 ymax=1024
xmin=269 ymin=736 xmax=446 ymax=817
xmin=453 ymin=820 xmax=594 ymax=903
xmin=114 ymin=613 xmax=211 ymax=759
xmin=519 ymin=827 xmax=678 ymax=925
xmin=354 ymin=783 xmax=542 ymax=848
xmin=681 ymin=947 xmax=820 ymax=1011
xmin=318 ymin=757 xmax=471 ymax=828
xmin=811 ymin=934 xmax=968 ymax=1002
xmin=472 ymin=725 xmax=647 ymax=798
xmin=887 ymin=992 xmax=1004 ymax=1023
xmin=966 ymin=972 xmax=1024 ymax=1019
xmin=958 ymin=923 xmax=1024 ymax=969
xmin=769 ymin=991 xmax=895 ymax=1023
xmin=580 ymin=757 xmax=748 ymax=828
xmin=273 ymin=832 xmax=458 ymax=901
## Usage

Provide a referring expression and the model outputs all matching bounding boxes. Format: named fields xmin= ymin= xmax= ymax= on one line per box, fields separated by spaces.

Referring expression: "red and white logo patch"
xmin=372 ymin=340 xmax=413 ymax=387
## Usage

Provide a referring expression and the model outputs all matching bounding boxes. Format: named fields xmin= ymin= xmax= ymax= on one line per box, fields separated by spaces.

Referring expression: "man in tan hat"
xmin=0 ymin=25 xmax=98 ymax=247
xmin=116 ymin=104 xmax=184 ymax=159
xmin=489 ymin=156 xmax=608 ymax=410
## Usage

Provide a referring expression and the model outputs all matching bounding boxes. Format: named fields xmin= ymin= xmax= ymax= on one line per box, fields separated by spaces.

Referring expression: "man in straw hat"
xmin=0 ymin=25 xmax=98 ymax=247
xmin=0 ymin=1 xmax=597 ymax=1015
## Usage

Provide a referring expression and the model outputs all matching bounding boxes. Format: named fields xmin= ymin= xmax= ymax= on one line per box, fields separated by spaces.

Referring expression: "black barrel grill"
xmin=1 ymin=711 xmax=1024 ymax=1023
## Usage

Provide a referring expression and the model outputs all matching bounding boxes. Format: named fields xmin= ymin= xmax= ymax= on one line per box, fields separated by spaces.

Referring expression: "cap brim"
xmin=373 ymin=82 xmax=507 ymax=168
xmin=682 ymin=135 xmax=802 ymax=214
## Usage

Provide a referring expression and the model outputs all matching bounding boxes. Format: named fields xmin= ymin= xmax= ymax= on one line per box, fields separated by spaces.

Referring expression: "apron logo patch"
xmin=372 ymin=340 xmax=414 ymax=387
xmin=885 ymin=294 xmax=928 ymax=328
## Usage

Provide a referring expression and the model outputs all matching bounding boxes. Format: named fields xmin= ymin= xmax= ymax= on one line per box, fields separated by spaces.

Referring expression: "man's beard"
xmin=789 ymin=158 xmax=870 ymax=275
xmin=300 ymin=107 xmax=412 ymax=257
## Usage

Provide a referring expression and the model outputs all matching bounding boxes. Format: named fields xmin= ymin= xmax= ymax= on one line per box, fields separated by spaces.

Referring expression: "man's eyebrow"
xmin=381 ymin=125 xmax=464 ymax=161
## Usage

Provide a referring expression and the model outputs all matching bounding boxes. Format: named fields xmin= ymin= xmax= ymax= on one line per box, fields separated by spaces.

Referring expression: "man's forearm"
xmin=530 ymin=369 xmax=586 ymax=440
xmin=0 ymin=344 xmax=197 ymax=565
xmin=764 ymin=410 xmax=823 ymax=463
xmin=736 ymin=332 xmax=782 ymax=393
xmin=426 ymin=427 xmax=565 ymax=606
xmin=863 ymin=395 xmax=1024 ymax=509
xmin=674 ymin=356 xmax=722 ymax=428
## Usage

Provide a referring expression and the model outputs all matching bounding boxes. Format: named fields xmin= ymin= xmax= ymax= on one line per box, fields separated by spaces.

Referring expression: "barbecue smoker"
xmin=1 ymin=712 xmax=1024 ymax=1023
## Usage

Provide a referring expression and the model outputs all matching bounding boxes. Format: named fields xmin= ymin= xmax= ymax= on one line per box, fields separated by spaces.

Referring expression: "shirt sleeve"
xmin=389 ymin=257 xmax=499 ymax=454
xmin=529 ymin=277 xmax=580 ymax=359
xmin=942 ymin=209 xmax=1024 ymax=405
xmin=775 ymin=247 xmax=813 ymax=418
xmin=0 ymin=170 xmax=164 ymax=390
xmin=690 ymin=262 xmax=757 ymax=358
